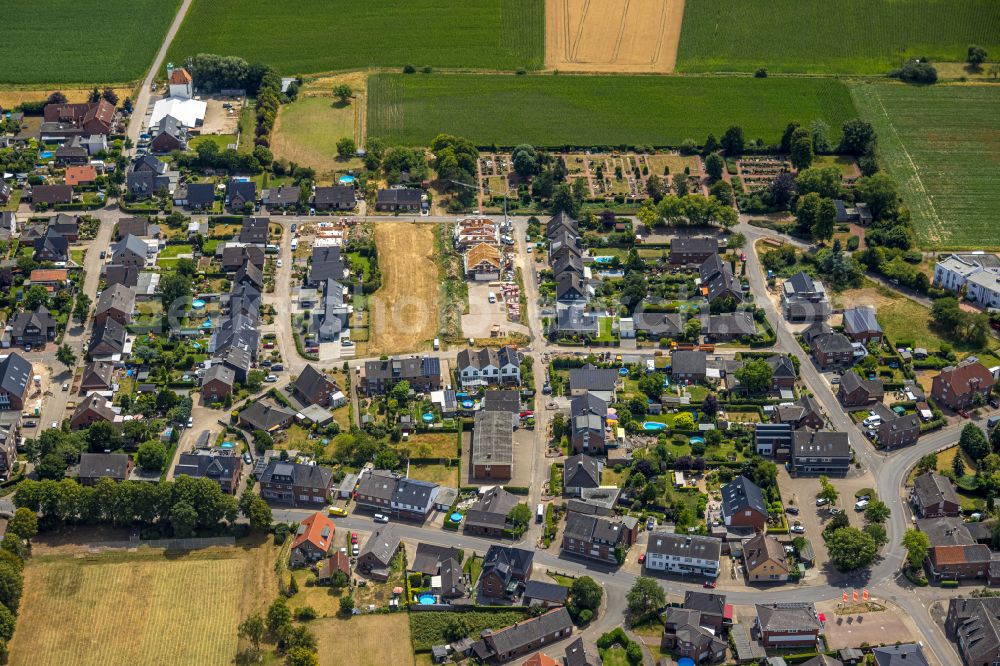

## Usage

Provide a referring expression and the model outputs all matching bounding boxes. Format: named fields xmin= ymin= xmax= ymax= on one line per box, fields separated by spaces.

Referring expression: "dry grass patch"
xmin=10 ymin=542 xmax=278 ymax=666
xmin=405 ymin=433 xmax=459 ymax=459
xmin=408 ymin=462 xmax=459 ymax=487
xmin=314 ymin=614 xmax=415 ymax=666
xmin=368 ymin=223 xmax=439 ymax=355
xmin=0 ymin=87 xmax=133 ymax=109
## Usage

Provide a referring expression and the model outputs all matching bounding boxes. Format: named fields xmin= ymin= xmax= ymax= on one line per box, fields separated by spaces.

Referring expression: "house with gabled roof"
xmin=313 ymin=185 xmax=355 ymax=211
xmin=721 ymin=476 xmax=768 ymax=533
xmin=456 ymin=346 xmax=521 ymax=387
xmin=562 ymin=512 xmax=638 ymax=564
xmin=201 ymin=364 xmax=236 ymax=401
xmin=259 ymin=460 xmax=333 ymax=505
xmin=81 ymin=360 xmax=115 ymax=391
xmin=478 ymin=545 xmax=534 ymax=600
xmin=94 ymin=284 xmax=135 ymax=326
xmin=700 ymin=254 xmax=743 ymax=304
xmin=89 ymin=317 xmax=128 ymax=358
xmin=78 ymin=453 xmax=132 ymax=485
xmin=563 ymin=454 xmax=601 ymax=496
xmin=239 ymin=401 xmax=295 ymax=433
xmin=838 ymin=371 xmax=884 ymax=407
xmin=358 ymin=524 xmax=401 ymax=580
xmin=112 ymin=234 xmax=150 ymax=268
xmin=472 ymin=608 xmax=573 ymax=664
xmin=0 ymin=353 xmax=32 ymax=411
xmin=464 ymin=486 xmax=519 ymax=538
xmin=173 ymin=452 xmax=241 ymax=493
xmin=743 ymin=533 xmax=789 ymax=582
xmin=472 ymin=410 xmax=514 ymax=479
xmin=9 ymin=306 xmax=57 ymax=348
xmin=292 ymin=364 xmax=339 ymax=407
xmin=464 ymin=243 xmax=502 ymax=281
xmin=289 ymin=511 xmax=336 ymax=567
xmin=227 ymin=182 xmax=258 ymax=213
xmin=932 ymin=358 xmax=995 ymax=411
xmin=670 ymin=237 xmax=717 ymax=265
xmin=842 ymin=306 xmax=883 ymax=344
xmin=912 ymin=472 xmax=961 ymax=518
xmin=70 ymin=393 xmax=119 ymax=429
xmin=781 ymin=271 xmax=830 ymax=322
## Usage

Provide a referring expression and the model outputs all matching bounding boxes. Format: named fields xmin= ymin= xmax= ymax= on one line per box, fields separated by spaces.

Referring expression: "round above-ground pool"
xmin=339 ymin=175 xmax=356 ymax=185
xmin=678 ymin=658 xmax=695 ymax=666
xmin=642 ymin=422 xmax=667 ymax=431
xmin=191 ymin=299 xmax=206 ymax=309
xmin=449 ymin=512 xmax=463 ymax=523
xmin=689 ymin=436 xmax=705 ymax=444
xmin=418 ymin=594 xmax=436 ymax=605
xmin=618 ymin=367 xmax=628 ymax=376
xmin=422 ymin=412 xmax=435 ymax=423
xmin=461 ymin=399 xmax=475 ymax=409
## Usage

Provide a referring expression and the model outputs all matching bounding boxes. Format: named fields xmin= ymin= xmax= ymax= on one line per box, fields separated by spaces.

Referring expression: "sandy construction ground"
xmin=546 ymin=0 xmax=685 ymax=73
xmin=367 ymin=223 xmax=439 ymax=355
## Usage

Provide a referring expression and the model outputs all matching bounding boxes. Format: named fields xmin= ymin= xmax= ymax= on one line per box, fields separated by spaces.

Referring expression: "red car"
xmin=703 ymin=580 xmax=716 ymax=589
xmin=519 ymin=410 xmax=534 ymax=419
xmin=638 ymin=553 xmax=646 ymax=564
xmin=351 ymin=533 xmax=358 ymax=545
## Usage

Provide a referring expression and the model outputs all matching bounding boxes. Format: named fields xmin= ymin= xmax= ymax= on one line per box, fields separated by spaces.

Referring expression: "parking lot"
xmin=778 ymin=466 xmax=875 ymax=576
xmin=461 ymin=282 xmax=529 ymax=339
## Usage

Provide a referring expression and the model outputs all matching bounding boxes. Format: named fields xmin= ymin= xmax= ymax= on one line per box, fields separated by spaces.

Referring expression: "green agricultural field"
xmin=850 ymin=82 xmax=1000 ymax=249
xmin=168 ymin=0 xmax=543 ymax=75
xmin=368 ymin=73 xmax=856 ymax=148
xmin=676 ymin=0 xmax=1000 ymax=75
xmin=1 ymin=0 xmax=180 ymax=84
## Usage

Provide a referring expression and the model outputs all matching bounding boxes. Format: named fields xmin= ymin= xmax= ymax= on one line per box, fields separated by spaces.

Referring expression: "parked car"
xmin=23 ymin=420 xmax=37 ymax=428
xmin=815 ymin=497 xmax=830 ymax=506
xmin=187 ymin=416 xmax=194 ymax=428
xmin=243 ymin=452 xmax=252 ymax=465
xmin=855 ymin=499 xmax=870 ymax=511
xmin=352 ymin=543 xmax=359 ymax=556
xmin=830 ymin=508 xmax=843 ymax=516
xmin=61 ymin=383 xmax=69 ymax=391
xmin=646 ymin=517 xmax=656 ymax=530
xmin=791 ymin=524 xmax=806 ymax=534
xmin=328 ymin=506 xmax=348 ymax=517
xmin=265 ymin=374 xmax=279 ymax=382
xmin=373 ymin=514 xmax=389 ymax=523
xmin=638 ymin=553 xmax=646 ymax=565
xmin=271 ymin=364 xmax=284 ymax=371
xmin=350 ymin=533 xmax=358 ymax=544
xmin=703 ymin=580 xmax=716 ymax=588
xmin=785 ymin=506 xmax=800 ymax=515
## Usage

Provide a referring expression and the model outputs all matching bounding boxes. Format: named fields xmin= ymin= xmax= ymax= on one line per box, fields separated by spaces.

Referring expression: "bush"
xmin=409 ymin=611 xmax=528 ymax=650
xmin=295 ymin=606 xmax=317 ymax=621
xmin=846 ymin=235 xmax=860 ymax=251
xmin=274 ymin=523 xmax=291 ymax=545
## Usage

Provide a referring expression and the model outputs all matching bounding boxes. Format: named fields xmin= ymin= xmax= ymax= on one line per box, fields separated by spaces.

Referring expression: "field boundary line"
xmin=650 ymin=0 xmax=669 ymax=66
xmin=569 ymin=0 xmax=591 ymax=63
xmin=870 ymin=85 xmax=945 ymax=242
xmin=610 ymin=0 xmax=631 ymax=62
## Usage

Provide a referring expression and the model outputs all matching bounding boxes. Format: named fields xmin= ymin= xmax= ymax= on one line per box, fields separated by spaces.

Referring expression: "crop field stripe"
xmin=850 ymin=82 xmax=1000 ymax=249
xmin=367 ymin=73 xmax=857 ymax=148
xmin=676 ymin=0 xmax=1000 ymax=75
xmin=169 ymin=0 xmax=544 ymax=75
xmin=0 ymin=0 xmax=181 ymax=84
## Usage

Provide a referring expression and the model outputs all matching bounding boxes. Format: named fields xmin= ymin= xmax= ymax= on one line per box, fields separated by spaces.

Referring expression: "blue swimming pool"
xmin=461 ymin=400 xmax=475 ymax=409
xmin=40 ymin=151 xmax=54 ymax=159
xmin=418 ymin=594 xmax=436 ymax=605
xmin=449 ymin=512 xmax=463 ymax=523
xmin=689 ymin=436 xmax=705 ymax=445
xmin=422 ymin=412 xmax=435 ymax=423
xmin=221 ymin=442 xmax=235 ymax=450
xmin=593 ymin=256 xmax=613 ymax=264
xmin=643 ymin=422 xmax=667 ymax=431
xmin=339 ymin=174 xmax=356 ymax=185
xmin=619 ymin=367 xmax=629 ymax=376
xmin=191 ymin=299 xmax=206 ymax=309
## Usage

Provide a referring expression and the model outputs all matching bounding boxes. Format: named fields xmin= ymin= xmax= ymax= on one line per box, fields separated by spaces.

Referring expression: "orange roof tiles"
xmin=290 ymin=511 xmax=335 ymax=552
xmin=169 ymin=67 xmax=192 ymax=84
xmin=65 ymin=166 xmax=97 ymax=186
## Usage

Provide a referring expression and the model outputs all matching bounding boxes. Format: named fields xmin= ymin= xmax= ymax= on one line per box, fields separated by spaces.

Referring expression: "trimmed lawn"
xmin=408 ymin=462 xmax=458 ymax=487
xmin=599 ymin=647 xmax=630 ymax=666
xmin=878 ymin=292 xmax=997 ymax=355
xmin=189 ymin=134 xmax=237 ymax=151
xmin=159 ymin=244 xmax=193 ymax=258
xmin=168 ymin=0 xmax=543 ymax=74
xmin=463 ymin=554 xmax=483 ymax=587
xmin=368 ymin=73 xmax=857 ymax=147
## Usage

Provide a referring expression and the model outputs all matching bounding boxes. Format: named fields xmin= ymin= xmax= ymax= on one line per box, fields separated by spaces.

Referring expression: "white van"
xmin=855 ymin=499 xmax=870 ymax=511
xmin=433 ymin=338 xmax=440 ymax=350
xmin=488 ymin=291 xmax=497 ymax=304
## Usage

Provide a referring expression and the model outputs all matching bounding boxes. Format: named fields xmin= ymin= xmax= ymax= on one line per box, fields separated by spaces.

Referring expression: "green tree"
xmin=267 ymin=597 xmax=293 ymax=633
xmin=338 ymin=595 xmax=355 ymax=617
xmin=960 ymin=423 xmax=990 ymax=462
xmin=704 ymin=153 xmax=724 ymax=182
xmin=23 ymin=285 xmax=49 ymax=311
xmin=646 ymin=174 xmax=665 ymax=203
xmin=550 ymin=183 xmax=581 ymax=218
xmin=336 ymin=137 xmax=356 ymax=159
xmin=0 ymin=561 xmax=23 ymax=612
xmin=7 ymin=508 xmax=38 ymax=543
xmin=915 ymin=453 xmax=938 ymax=475
xmin=333 ymin=84 xmax=353 ymax=104
xmin=626 ymin=577 xmax=666 ymax=619
xmin=0 ymin=602 xmax=14 ymax=641
xmin=734 ymin=359 xmax=773 ymax=394
xmin=902 ymin=529 xmax=930 ymax=569
xmin=249 ymin=496 xmax=273 ymax=532
xmin=638 ymin=373 xmax=666 ymax=401
xmin=159 ymin=273 xmax=192 ymax=311
xmin=507 ymin=503 xmax=532 ymax=530
xmin=789 ymin=127 xmax=814 ymax=170
xmin=390 ymin=380 xmax=411 ymax=404
xmin=953 ymin=453 xmax=967 ymax=477
xmin=864 ymin=499 xmax=890 ymax=524
xmin=56 ymin=344 xmax=76 ymax=369
xmin=864 ymin=522 xmax=888 ymax=547
xmin=238 ymin=613 xmax=265 ymax=651
xmin=511 ymin=144 xmax=539 ymax=178
xmin=817 ymin=476 xmax=839 ymax=505
xmin=812 ymin=197 xmax=836 ymax=241
xmin=826 ymin=527 xmax=878 ymax=571
xmin=839 ymin=119 xmax=877 ymax=156
xmin=73 ymin=293 xmax=91 ymax=323
xmin=720 ymin=126 xmax=745 ymax=155
xmin=286 ymin=648 xmax=319 ymax=666
xmin=673 ymin=412 xmax=696 ymax=430
xmin=136 ymin=440 xmax=168 ymax=471
xmin=967 ymin=45 xmax=988 ymax=69
xmin=570 ymin=576 xmax=603 ymax=613
xmin=170 ymin=500 xmax=198 ymax=538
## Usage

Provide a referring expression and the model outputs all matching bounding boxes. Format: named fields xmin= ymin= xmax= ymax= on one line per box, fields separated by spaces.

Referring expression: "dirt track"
xmin=367 ymin=223 xmax=438 ymax=355
xmin=545 ymin=0 xmax=685 ymax=73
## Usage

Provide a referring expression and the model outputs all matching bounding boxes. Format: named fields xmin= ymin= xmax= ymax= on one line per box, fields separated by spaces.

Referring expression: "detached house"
xmin=227 ymin=180 xmax=257 ymax=212
xmin=289 ymin=512 xmax=336 ymax=567
xmin=173 ymin=452 xmax=241 ymax=493
xmin=127 ymin=154 xmax=177 ymax=199
xmin=464 ymin=486 xmax=520 ymax=538
xmin=464 ymin=243 xmax=502 ymax=281
xmin=361 ymin=356 xmax=442 ymax=395
xmin=9 ymin=306 xmax=57 ymax=348
xmin=112 ymin=234 xmax=150 ymax=268
xmin=912 ymin=472 xmax=961 ymax=518
xmin=471 ymin=410 xmax=514 ymax=479
xmin=743 ymin=533 xmax=790 ymax=582
xmin=569 ymin=393 xmax=607 ymax=455
xmin=478 ymin=546 xmax=534 ymax=600
xmin=29 ymin=184 xmax=73 ymax=208
xmin=78 ymin=453 xmax=132 ymax=485
xmin=313 ymin=186 xmax=355 ymax=211
xmin=456 ymin=346 xmax=521 ymax=387
xmin=563 ymin=454 xmax=601 ymax=496
xmin=842 ymin=306 xmax=883 ymax=344
xmin=809 ymin=330 xmax=854 ymax=370
xmin=791 ymin=430 xmax=851 ymax=475
xmin=672 ymin=350 xmax=708 ymax=383
xmin=0 ymin=353 xmax=32 ymax=411
xmin=644 ymin=532 xmax=720 ymax=577
xmin=70 ymin=393 xmax=118 ymax=429
xmin=561 ymin=513 xmax=637 ymax=564
xmin=670 ymin=237 xmax=717 ymax=265
xmin=357 ymin=524 xmax=401 ymax=581
xmin=662 ymin=592 xmax=730 ymax=664
xmin=720 ymin=476 xmax=768 ymax=533
xmin=781 ymin=272 xmax=830 ymax=322
xmin=931 ymin=359 xmax=995 ymax=411
xmin=292 ymin=364 xmax=339 ymax=407
xmin=471 ymin=608 xmax=573 ymax=664
xmin=699 ymin=254 xmax=743 ymax=304
xmin=754 ymin=603 xmax=822 ymax=649
xmin=94 ymin=284 xmax=135 ymax=326
xmin=568 ymin=364 xmax=618 ymax=402
xmin=837 ymin=372 xmax=884 ymax=407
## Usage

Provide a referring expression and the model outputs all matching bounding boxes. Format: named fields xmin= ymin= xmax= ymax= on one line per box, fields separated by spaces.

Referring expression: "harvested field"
xmin=9 ymin=543 xmax=278 ymax=666
xmin=368 ymin=223 xmax=439 ymax=355
xmin=315 ymin=614 xmax=415 ymax=666
xmin=546 ymin=0 xmax=685 ymax=73
xmin=0 ymin=87 xmax=134 ymax=109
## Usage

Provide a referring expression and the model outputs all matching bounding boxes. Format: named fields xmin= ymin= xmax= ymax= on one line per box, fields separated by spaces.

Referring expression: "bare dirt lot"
xmin=462 ymin=282 xmax=530 ymax=339
xmin=817 ymin=599 xmax=922 ymax=651
xmin=198 ymin=97 xmax=242 ymax=135
xmin=367 ymin=223 xmax=438 ymax=355
xmin=545 ymin=0 xmax=685 ymax=73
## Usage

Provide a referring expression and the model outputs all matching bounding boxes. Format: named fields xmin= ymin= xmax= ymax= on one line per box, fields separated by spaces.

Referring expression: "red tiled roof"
xmin=65 ymin=166 xmax=97 ymax=186
xmin=30 ymin=269 xmax=69 ymax=283
xmin=169 ymin=68 xmax=192 ymax=84
xmin=290 ymin=511 xmax=335 ymax=552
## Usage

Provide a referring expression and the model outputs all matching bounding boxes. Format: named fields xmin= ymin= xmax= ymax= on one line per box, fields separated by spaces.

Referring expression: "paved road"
xmin=125 ymin=0 xmax=193 ymax=153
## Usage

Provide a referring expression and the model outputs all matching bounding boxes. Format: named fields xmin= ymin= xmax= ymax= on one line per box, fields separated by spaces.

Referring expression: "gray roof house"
xmin=563 ymin=454 xmax=601 ymax=496
xmin=357 ymin=524 xmax=401 ymax=580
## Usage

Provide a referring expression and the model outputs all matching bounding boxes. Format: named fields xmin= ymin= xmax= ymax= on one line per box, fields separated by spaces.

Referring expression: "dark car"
xmin=785 ymin=506 xmax=800 ymax=515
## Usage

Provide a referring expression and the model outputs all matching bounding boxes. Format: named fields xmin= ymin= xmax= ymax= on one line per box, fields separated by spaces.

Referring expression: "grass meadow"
xmin=271 ymin=96 xmax=358 ymax=176
xmin=0 ymin=0 xmax=180 ymax=84
xmin=850 ymin=82 xmax=1000 ymax=249
xmin=9 ymin=544 xmax=278 ymax=666
xmin=168 ymin=0 xmax=543 ymax=75
xmin=367 ymin=73 xmax=857 ymax=147
xmin=676 ymin=0 xmax=1000 ymax=75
